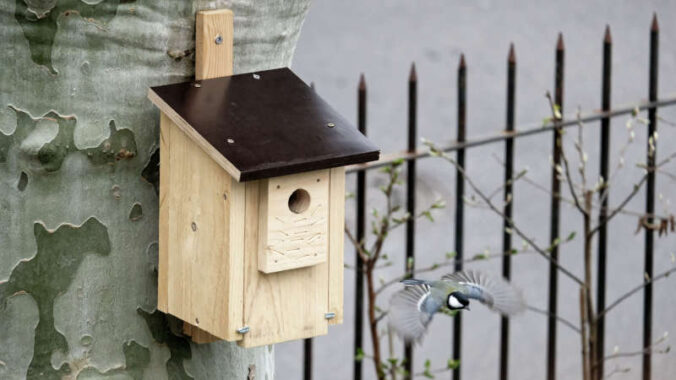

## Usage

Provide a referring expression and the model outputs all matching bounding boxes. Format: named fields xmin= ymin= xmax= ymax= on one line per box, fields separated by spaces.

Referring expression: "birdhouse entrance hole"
xmin=288 ymin=188 xmax=311 ymax=214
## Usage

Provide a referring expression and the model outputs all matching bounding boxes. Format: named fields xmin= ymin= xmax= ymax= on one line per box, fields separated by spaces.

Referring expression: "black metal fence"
xmin=303 ymin=13 xmax=674 ymax=380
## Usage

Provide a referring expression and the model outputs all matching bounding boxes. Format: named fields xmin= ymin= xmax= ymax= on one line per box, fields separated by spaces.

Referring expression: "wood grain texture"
xmin=241 ymin=180 xmax=329 ymax=347
xmin=196 ymin=9 xmax=234 ymax=80
xmin=328 ymin=167 xmax=345 ymax=325
xmin=258 ymin=170 xmax=330 ymax=273
xmin=148 ymin=89 xmax=243 ymax=182
xmin=177 ymin=7 xmax=240 ymax=343
xmin=161 ymin=114 xmax=243 ymax=342
xmin=183 ymin=323 xmax=220 ymax=344
xmin=158 ymin=113 xmax=170 ymax=313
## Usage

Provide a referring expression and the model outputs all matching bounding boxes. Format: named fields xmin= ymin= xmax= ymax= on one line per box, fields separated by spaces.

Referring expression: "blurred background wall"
xmin=280 ymin=1 xmax=676 ymax=379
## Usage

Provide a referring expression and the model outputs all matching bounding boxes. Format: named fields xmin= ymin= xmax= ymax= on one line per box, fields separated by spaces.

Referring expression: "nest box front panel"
xmin=242 ymin=179 xmax=329 ymax=347
xmin=259 ymin=170 xmax=330 ymax=273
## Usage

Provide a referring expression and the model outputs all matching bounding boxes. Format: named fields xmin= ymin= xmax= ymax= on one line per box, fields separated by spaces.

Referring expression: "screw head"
xmin=327 ymin=122 xmax=335 ymax=128
xmin=252 ymin=73 xmax=260 ymax=80
xmin=193 ymin=83 xmax=201 ymax=88
xmin=227 ymin=138 xmax=234 ymax=144
xmin=215 ymin=35 xmax=223 ymax=45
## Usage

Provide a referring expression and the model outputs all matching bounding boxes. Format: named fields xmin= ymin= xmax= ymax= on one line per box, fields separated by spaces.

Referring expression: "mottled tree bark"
xmin=0 ymin=1 xmax=311 ymax=378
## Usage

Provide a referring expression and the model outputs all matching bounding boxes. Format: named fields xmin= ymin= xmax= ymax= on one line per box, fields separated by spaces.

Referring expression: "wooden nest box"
xmin=147 ymin=10 xmax=379 ymax=347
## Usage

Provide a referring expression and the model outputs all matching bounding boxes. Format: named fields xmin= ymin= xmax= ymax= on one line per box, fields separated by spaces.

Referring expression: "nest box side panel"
xmin=241 ymin=180 xmax=329 ymax=347
xmin=159 ymin=113 xmax=243 ymax=342
xmin=258 ymin=170 xmax=330 ymax=273
xmin=327 ymin=167 xmax=345 ymax=325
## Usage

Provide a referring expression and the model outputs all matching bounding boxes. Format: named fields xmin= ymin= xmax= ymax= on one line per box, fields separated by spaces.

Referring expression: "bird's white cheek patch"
xmin=448 ymin=295 xmax=463 ymax=309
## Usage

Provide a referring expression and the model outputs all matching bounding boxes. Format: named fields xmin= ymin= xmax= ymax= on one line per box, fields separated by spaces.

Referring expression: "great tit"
xmin=389 ymin=270 xmax=525 ymax=342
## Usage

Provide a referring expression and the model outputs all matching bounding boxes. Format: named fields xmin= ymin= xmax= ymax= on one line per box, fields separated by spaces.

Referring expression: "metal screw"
xmin=215 ymin=34 xmax=223 ymax=45
xmin=191 ymin=222 xmax=197 ymax=231
xmin=227 ymin=138 xmax=234 ymax=144
xmin=327 ymin=122 xmax=335 ymax=128
xmin=324 ymin=312 xmax=336 ymax=320
xmin=237 ymin=326 xmax=250 ymax=334
xmin=252 ymin=73 xmax=260 ymax=80
xmin=193 ymin=83 xmax=201 ymax=88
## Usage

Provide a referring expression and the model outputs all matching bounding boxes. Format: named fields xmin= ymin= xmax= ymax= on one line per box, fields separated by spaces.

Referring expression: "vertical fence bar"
xmin=596 ymin=25 xmax=612 ymax=380
xmin=453 ymin=54 xmax=467 ymax=380
xmin=547 ymin=33 xmax=565 ymax=380
xmin=354 ymin=74 xmax=367 ymax=380
xmin=304 ymin=339 xmax=313 ymax=380
xmin=643 ymin=14 xmax=659 ymax=380
xmin=500 ymin=44 xmax=516 ymax=380
xmin=403 ymin=63 xmax=418 ymax=379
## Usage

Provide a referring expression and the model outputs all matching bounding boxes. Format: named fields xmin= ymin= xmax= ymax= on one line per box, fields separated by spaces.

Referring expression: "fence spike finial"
xmin=459 ymin=53 xmax=466 ymax=69
xmin=604 ymin=25 xmax=612 ymax=43
xmin=359 ymin=73 xmax=366 ymax=91
xmin=409 ymin=62 xmax=417 ymax=81
xmin=651 ymin=12 xmax=659 ymax=31
xmin=556 ymin=33 xmax=564 ymax=50
xmin=508 ymin=43 xmax=516 ymax=63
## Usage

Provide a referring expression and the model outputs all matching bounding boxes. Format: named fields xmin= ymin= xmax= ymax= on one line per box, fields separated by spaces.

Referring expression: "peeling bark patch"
xmin=10 ymin=109 xmax=138 ymax=171
xmin=111 ymin=185 xmax=121 ymax=199
xmin=17 ymin=171 xmax=28 ymax=191
xmin=0 ymin=218 xmax=111 ymax=379
xmin=0 ymin=131 xmax=13 ymax=163
xmin=85 ymin=121 xmax=138 ymax=165
xmin=76 ymin=341 xmax=149 ymax=380
xmin=141 ymin=148 xmax=159 ymax=195
xmin=14 ymin=0 xmax=122 ymax=73
xmin=138 ymin=309 xmax=193 ymax=380
xmin=128 ymin=202 xmax=143 ymax=221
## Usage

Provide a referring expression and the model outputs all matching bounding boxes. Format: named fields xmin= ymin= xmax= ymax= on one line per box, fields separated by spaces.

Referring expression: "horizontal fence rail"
xmin=303 ymin=13 xmax=673 ymax=380
xmin=345 ymin=95 xmax=676 ymax=174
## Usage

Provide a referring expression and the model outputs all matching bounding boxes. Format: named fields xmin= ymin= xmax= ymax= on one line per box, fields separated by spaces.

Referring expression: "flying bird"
xmin=389 ymin=270 xmax=525 ymax=342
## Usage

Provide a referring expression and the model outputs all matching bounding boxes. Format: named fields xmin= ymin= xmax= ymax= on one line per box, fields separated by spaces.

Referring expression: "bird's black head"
xmin=447 ymin=291 xmax=470 ymax=310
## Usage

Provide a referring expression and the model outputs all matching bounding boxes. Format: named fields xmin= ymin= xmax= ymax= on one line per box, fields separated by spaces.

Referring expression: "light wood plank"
xmin=148 ymin=89 xmax=242 ymax=182
xmin=258 ymin=170 xmax=330 ymax=273
xmin=328 ymin=167 xmax=345 ymax=325
xmin=176 ymin=7 xmax=240 ymax=343
xmin=241 ymin=181 xmax=329 ymax=347
xmin=163 ymin=116 xmax=242 ymax=341
xmin=158 ymin=114 xmax=171 ymax=312
xmin=183 ymin=323 xmax=220 ymax=344
xmin=196 ymin=9 xmax=234 ymax=80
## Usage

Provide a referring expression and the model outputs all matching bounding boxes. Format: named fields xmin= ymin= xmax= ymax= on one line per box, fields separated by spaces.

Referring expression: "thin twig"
xmin=526 ymin=305 xmax=581 ymax=334
xmin=596 ymin=266 xmax=676 ymax=321
xmin=426 ymin=141 xmax=585 ymax=286
xmin=590 ymin=151 xmax=676 ymax=236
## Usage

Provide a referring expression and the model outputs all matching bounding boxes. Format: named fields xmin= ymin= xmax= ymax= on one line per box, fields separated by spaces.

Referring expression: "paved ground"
xmin=280 ymin=1 xmax=676 ymax=379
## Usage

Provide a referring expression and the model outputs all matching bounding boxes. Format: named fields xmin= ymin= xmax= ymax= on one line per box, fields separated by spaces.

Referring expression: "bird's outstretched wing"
xmin=442 ymin=270 xmax=525 ymax=315
xmin=389 ymin=280 xmax=442 ymax=342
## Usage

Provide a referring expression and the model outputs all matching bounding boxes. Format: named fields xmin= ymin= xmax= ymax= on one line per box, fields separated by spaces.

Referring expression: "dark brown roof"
xmin=149 ymin=68 xmax=379 ymax=181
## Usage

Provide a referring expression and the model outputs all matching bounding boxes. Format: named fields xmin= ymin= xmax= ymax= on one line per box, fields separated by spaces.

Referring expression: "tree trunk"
xmin=0 ymin=1 xmax=311 ymax=378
